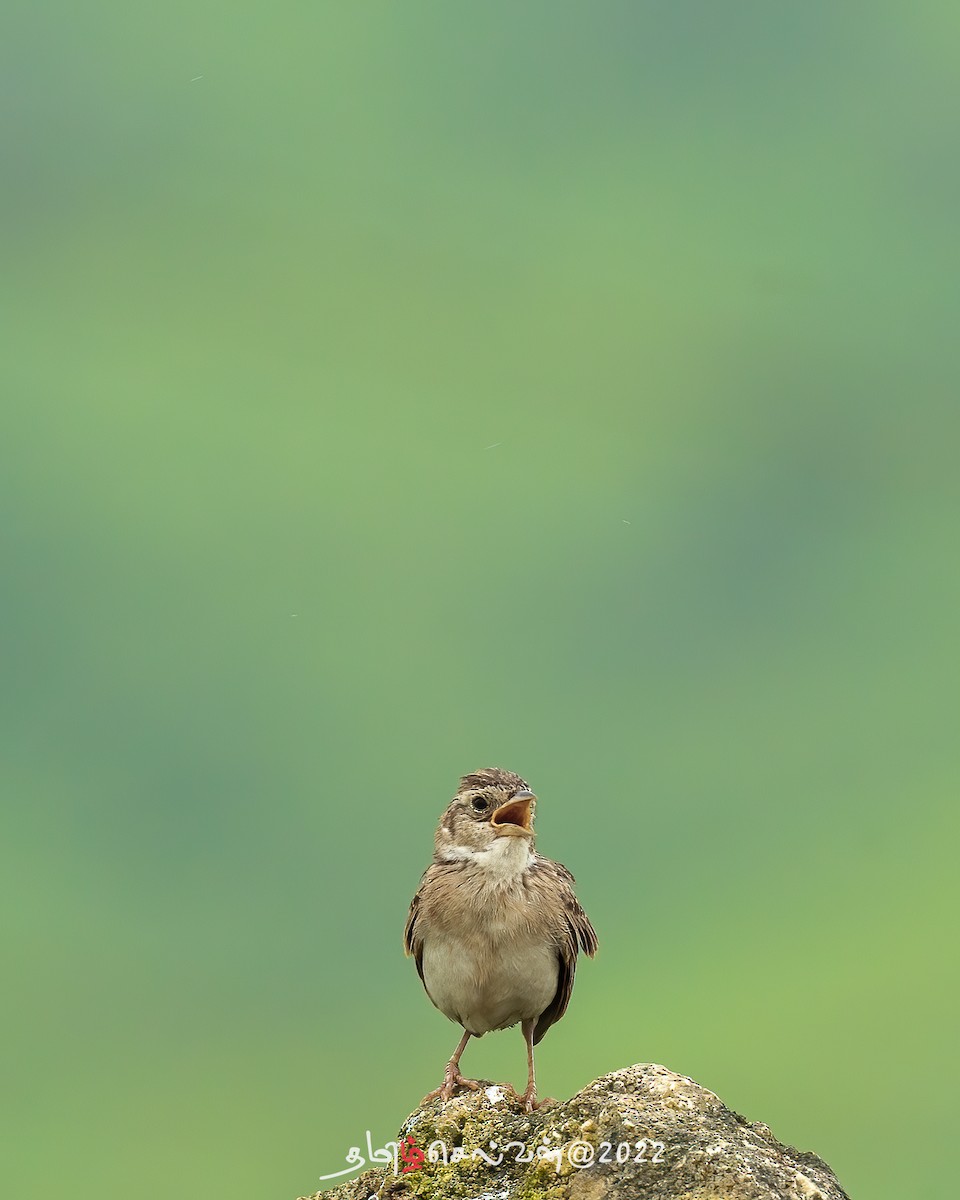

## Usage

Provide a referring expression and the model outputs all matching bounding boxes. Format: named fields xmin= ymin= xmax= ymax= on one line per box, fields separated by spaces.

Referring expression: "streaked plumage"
xmin=404 ymin=767 xmax=597 ymax=1110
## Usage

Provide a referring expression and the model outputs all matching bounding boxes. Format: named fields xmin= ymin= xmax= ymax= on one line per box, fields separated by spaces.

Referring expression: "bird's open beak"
xmin=491 ymin=791 xmax=536 ymax=837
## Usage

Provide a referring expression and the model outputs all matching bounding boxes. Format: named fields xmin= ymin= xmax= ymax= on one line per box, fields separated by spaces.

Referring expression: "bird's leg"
xmin=519 ymin=1019 xmax=539 ymax=1111
xmin=422 ymin=1031 xmax=481 ymax=1104
xmin=510 ymin=1019 xmax=554 ymax=1112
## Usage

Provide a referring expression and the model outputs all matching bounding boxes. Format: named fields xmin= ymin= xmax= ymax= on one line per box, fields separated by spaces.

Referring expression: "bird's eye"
xmin=471 ymin=796 xmax=488 ymax=812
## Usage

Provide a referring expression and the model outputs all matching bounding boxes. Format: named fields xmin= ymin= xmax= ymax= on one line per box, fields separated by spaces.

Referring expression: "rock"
xmin=299 ymin=1063 xmax=849 ymax=1200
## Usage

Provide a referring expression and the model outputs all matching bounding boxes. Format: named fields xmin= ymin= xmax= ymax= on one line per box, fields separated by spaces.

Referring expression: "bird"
xmin=403 ymin=767 xmax=597 ymax=1112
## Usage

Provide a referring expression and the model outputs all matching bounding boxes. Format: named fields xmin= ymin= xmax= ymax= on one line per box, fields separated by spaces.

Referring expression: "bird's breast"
xmin=420 ymin=881 xmax=559 ymax=1036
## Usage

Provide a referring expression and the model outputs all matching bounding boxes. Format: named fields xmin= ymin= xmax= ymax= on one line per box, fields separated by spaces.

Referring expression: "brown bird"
xmin=404 ymin=767 xmax=597 ymax=1112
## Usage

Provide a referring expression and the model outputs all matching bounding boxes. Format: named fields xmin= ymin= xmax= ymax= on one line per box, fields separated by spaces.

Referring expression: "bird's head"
xmin=434 ymin=767 xmax=537 ymax=861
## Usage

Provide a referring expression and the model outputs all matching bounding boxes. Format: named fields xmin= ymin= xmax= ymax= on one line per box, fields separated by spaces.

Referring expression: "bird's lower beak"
xmin=491 ymin=791 xmax=536 ymax=837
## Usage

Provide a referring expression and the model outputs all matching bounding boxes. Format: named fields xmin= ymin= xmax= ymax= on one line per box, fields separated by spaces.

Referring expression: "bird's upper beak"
xmin=491 ymin=790 xmax=536 ymax=837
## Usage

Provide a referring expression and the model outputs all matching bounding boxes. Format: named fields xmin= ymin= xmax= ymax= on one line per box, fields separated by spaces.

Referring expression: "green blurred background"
xmin=3 ymin=3 xmax=958 ymax=1198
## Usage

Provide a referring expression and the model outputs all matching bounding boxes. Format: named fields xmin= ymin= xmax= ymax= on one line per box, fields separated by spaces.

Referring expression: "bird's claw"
xmin=500 ymin=1082 xmax=555 ymax=1112
xmin=423 ymin=1066 xmax=482 ymax=1105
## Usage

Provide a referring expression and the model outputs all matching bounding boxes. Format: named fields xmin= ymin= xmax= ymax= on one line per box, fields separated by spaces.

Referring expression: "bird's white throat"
xmin=439 ymin=835 xmax=534 ymax=882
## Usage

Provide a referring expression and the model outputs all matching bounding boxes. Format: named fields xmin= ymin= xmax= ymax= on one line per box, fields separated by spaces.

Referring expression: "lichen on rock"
xmin=298 ymin=1063 xmax=849 ymax=1200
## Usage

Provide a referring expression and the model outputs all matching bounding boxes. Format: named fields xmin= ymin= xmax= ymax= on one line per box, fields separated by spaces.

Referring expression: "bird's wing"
xmin=403 ymin=865 xmax=442 ymax=986
xmin=403 ymin=890 xmax=424 ymax=985
xmin=531 ymin=857 xmax=598 ymax=1045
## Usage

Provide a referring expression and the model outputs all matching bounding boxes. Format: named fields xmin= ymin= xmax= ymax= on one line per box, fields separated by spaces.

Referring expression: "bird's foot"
xmin=422 ymin=1064 xmax=482 ymax=1105
xmin=502 ymin=1082 xmax=555 ymax=1112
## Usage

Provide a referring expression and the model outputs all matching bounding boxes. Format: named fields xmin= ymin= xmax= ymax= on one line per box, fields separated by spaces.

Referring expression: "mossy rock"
xmin=298 ymin=1064 xmax=849 ymax=1200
